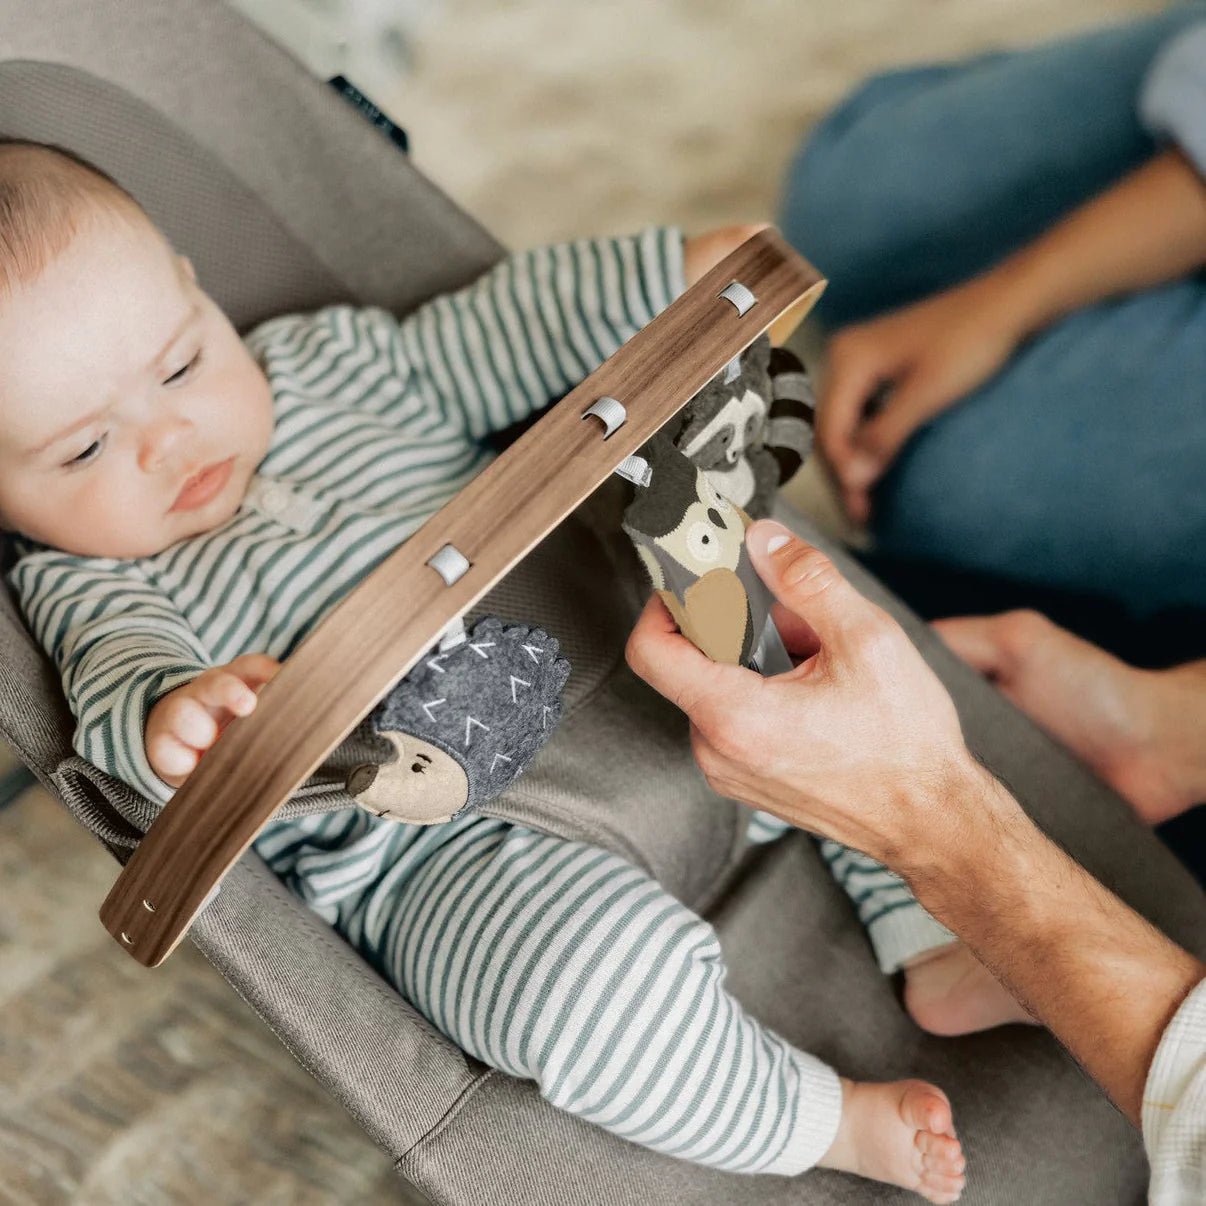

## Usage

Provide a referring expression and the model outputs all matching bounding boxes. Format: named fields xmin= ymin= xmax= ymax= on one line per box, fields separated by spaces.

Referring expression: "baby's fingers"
xmin=225 ymin=652 xmax=282 ymax=695
xmin=147 ymin=729 xmax=200 ymax=788
xmin=163 ymin=692 xmax=223 ymax=747
xmin=193 ymin=670 xmax=259 ymax=720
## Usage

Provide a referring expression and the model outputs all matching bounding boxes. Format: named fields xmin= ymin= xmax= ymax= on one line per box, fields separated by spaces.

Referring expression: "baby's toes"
xmin=917 ymin=1131 xmax=965 ymax=1177
xmin=916 ymin=1128 xmax=965 ymax=1203
xmin=918 ymin=1169 xmax=965 ymax=1204
xmin=900 ymin=1081 xmax=956 ymax=1139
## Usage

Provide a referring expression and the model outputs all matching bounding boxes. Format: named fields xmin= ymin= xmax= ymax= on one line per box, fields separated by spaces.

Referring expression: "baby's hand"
xmin=146 ymin=653 xmax=282 ymax=788
xmin=683 ymin=223 xmax=769 ymax=288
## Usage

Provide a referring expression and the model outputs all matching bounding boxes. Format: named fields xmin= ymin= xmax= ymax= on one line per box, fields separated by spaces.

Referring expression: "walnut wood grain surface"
xmin=100 ymin=229 xmax=824 ymax=967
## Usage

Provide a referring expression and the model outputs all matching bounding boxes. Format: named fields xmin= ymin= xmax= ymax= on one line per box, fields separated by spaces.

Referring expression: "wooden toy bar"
xmin=99 ymin=228 xmax=826 ymax=966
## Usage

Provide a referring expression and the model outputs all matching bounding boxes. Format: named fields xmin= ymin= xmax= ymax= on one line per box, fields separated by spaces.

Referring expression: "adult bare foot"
xmin=819 ymin=1078 xmax=966 ymax=1203
xmin=903 ymin=942 xmax=1036 ymax=1037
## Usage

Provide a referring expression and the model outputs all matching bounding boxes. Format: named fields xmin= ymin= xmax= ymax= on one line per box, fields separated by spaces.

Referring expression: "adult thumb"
xmin=744 ymin=520 xmax=876 ymax=658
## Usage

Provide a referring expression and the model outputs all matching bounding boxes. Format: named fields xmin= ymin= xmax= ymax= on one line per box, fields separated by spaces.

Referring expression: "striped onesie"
xmin=8 ymin=226 xmax=953 ymax=1174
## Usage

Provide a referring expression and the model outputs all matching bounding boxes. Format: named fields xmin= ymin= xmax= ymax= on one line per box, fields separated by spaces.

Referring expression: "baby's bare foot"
xmin=904 ymin=942 xmax=1036 ymax=1037
xmin=820 ymin=1078 xmax=966 ymax=1203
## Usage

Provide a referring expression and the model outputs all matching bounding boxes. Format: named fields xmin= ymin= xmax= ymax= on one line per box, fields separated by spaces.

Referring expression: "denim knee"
xmin=781 ymin=58 xmax=1018 ymax=325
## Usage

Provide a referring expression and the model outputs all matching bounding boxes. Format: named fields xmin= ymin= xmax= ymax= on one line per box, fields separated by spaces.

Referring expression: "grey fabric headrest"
xmin=0 ymin=60 xmax=352 ymax=330
xmin=0 ymin=0 xmax=504 ymax=328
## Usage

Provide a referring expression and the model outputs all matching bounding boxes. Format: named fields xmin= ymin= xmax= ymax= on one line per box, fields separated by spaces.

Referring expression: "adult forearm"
xmin=985 ymin=148 xmax=1206 ymax=341
xmin=899 ymin=763 xmax=1206 ymax=1125
xmin=628 ymin=527 xmax=1206 ymax=1124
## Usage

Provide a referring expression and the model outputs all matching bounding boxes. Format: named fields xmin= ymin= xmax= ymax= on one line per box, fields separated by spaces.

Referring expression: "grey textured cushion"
xmin=0 ymin=3 xmax=1203 ymax=1203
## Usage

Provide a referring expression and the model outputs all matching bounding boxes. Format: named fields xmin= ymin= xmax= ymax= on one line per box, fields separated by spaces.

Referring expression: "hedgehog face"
xmin=352 ymin=616 xmax=571 ymax=824
xmin=657 ymin=474 xmax=744 ymax=574
xmin=346 ymin=731 xmax=470 ymax=825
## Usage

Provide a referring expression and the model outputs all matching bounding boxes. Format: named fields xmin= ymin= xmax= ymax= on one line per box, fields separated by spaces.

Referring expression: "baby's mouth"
xmin=171 ymin=457 xmax=236 ymax=513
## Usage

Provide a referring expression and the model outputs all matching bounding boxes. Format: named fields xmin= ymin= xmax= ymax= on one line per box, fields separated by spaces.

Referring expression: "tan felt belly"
xmin=659 ymin=567 xmax=749 ymax=665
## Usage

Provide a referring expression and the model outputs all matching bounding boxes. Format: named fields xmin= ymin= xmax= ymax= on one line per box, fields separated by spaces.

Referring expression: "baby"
xmin=0 ymin=139 xmax=1026 ymax=1201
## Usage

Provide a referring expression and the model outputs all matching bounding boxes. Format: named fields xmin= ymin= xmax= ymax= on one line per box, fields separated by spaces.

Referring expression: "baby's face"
xmin=0 ymin=210 xmax=275 ymax=558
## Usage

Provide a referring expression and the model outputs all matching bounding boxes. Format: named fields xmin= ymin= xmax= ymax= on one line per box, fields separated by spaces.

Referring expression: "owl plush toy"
xmin=622 ymin=429 xmax=771 ymax=666
xmin=345 ymin=334 xmax=817 ymax=823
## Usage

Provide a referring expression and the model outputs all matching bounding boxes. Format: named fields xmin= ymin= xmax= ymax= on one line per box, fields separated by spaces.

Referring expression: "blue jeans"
xmin=779 ymin=6 xmax=1206 ymax=617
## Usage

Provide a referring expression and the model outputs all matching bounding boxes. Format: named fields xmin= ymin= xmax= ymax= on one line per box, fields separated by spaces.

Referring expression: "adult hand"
xmin=934 ymin=611 xmax=1206 ymax=825
xmin=818 ymin=273 xmax=1028 ymax=525
xmin=625 ymin=519 xmax=984 ymax=864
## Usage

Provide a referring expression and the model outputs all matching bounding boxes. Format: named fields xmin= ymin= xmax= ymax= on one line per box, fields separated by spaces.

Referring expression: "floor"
xmin=1 ymin=0 xmax=1160 ymax=1202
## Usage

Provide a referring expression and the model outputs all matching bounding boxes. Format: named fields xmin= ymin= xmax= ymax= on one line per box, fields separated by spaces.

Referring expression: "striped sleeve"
xmin=7 ymin=548 xmax=212 ymax=808
xmin=394 ymin=226 xmax=686 ymax=440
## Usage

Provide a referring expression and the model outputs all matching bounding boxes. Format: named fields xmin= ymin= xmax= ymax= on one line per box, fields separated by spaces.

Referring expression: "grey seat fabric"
xmin=1 ymin=3 xmax=1203 ymax=1204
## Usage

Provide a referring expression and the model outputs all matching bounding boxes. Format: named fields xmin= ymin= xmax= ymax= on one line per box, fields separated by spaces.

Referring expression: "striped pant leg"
xmin=742 ymin=808 xmax=953 ymax=973
xmin=745 ymin=808 xmax=794 ymax=845
xmin=341 ymin=819 xmax=844 ymax=1175
xmin=817 ymin=839 xmax=955 ymax=973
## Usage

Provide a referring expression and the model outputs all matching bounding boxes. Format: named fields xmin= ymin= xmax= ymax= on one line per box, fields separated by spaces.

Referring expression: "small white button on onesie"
xmin=241 ymin=474 xmax=326 ymax=534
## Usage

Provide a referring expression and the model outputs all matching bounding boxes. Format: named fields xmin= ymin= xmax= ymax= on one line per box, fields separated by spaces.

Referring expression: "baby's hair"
xmin=0 ymin=138 xmax=149 ymax=299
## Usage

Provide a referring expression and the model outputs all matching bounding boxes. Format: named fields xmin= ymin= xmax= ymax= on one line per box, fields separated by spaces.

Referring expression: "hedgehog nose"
xmin=707 ymin=507 xmax=724 ymax=526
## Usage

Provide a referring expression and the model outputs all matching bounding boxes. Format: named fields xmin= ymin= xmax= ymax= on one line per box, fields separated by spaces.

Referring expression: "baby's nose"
xmin=138 ymin=417 xmax=192 ymax=473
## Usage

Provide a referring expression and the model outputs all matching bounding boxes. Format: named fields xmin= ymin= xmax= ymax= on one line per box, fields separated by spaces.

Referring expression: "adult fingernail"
xmin=752 ymin=520 xmax=791 ymax=556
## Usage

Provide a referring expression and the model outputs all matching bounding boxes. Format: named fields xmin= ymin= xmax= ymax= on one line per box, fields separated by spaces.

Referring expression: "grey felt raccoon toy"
xmin=661 ymin=334 xmax=816 ymax=520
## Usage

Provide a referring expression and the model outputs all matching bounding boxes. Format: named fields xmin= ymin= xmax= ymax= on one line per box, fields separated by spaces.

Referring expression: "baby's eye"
xmin=164 ymin=349 xmax=202 ymax=386
xmin=66 ymin=435 xmax=105 ymax=467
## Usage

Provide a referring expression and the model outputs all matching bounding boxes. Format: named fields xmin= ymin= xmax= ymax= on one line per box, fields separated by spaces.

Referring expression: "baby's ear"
xmin=179 ymin=255 xmax=196 ymax=284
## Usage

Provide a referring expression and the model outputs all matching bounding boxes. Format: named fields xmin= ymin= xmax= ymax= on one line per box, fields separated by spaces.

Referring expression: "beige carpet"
xmin=1 ymin=1 xmax=1159 ymax=1202
xmin=383 ymin=0 xmax=1160 ymax=247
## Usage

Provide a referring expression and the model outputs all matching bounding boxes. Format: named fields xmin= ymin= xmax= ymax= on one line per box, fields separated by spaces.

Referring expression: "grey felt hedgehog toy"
xmin=345 ymin=615 xmax=570 ymax=825
xmin=663 ymin=334 xmax=816 ymax=519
